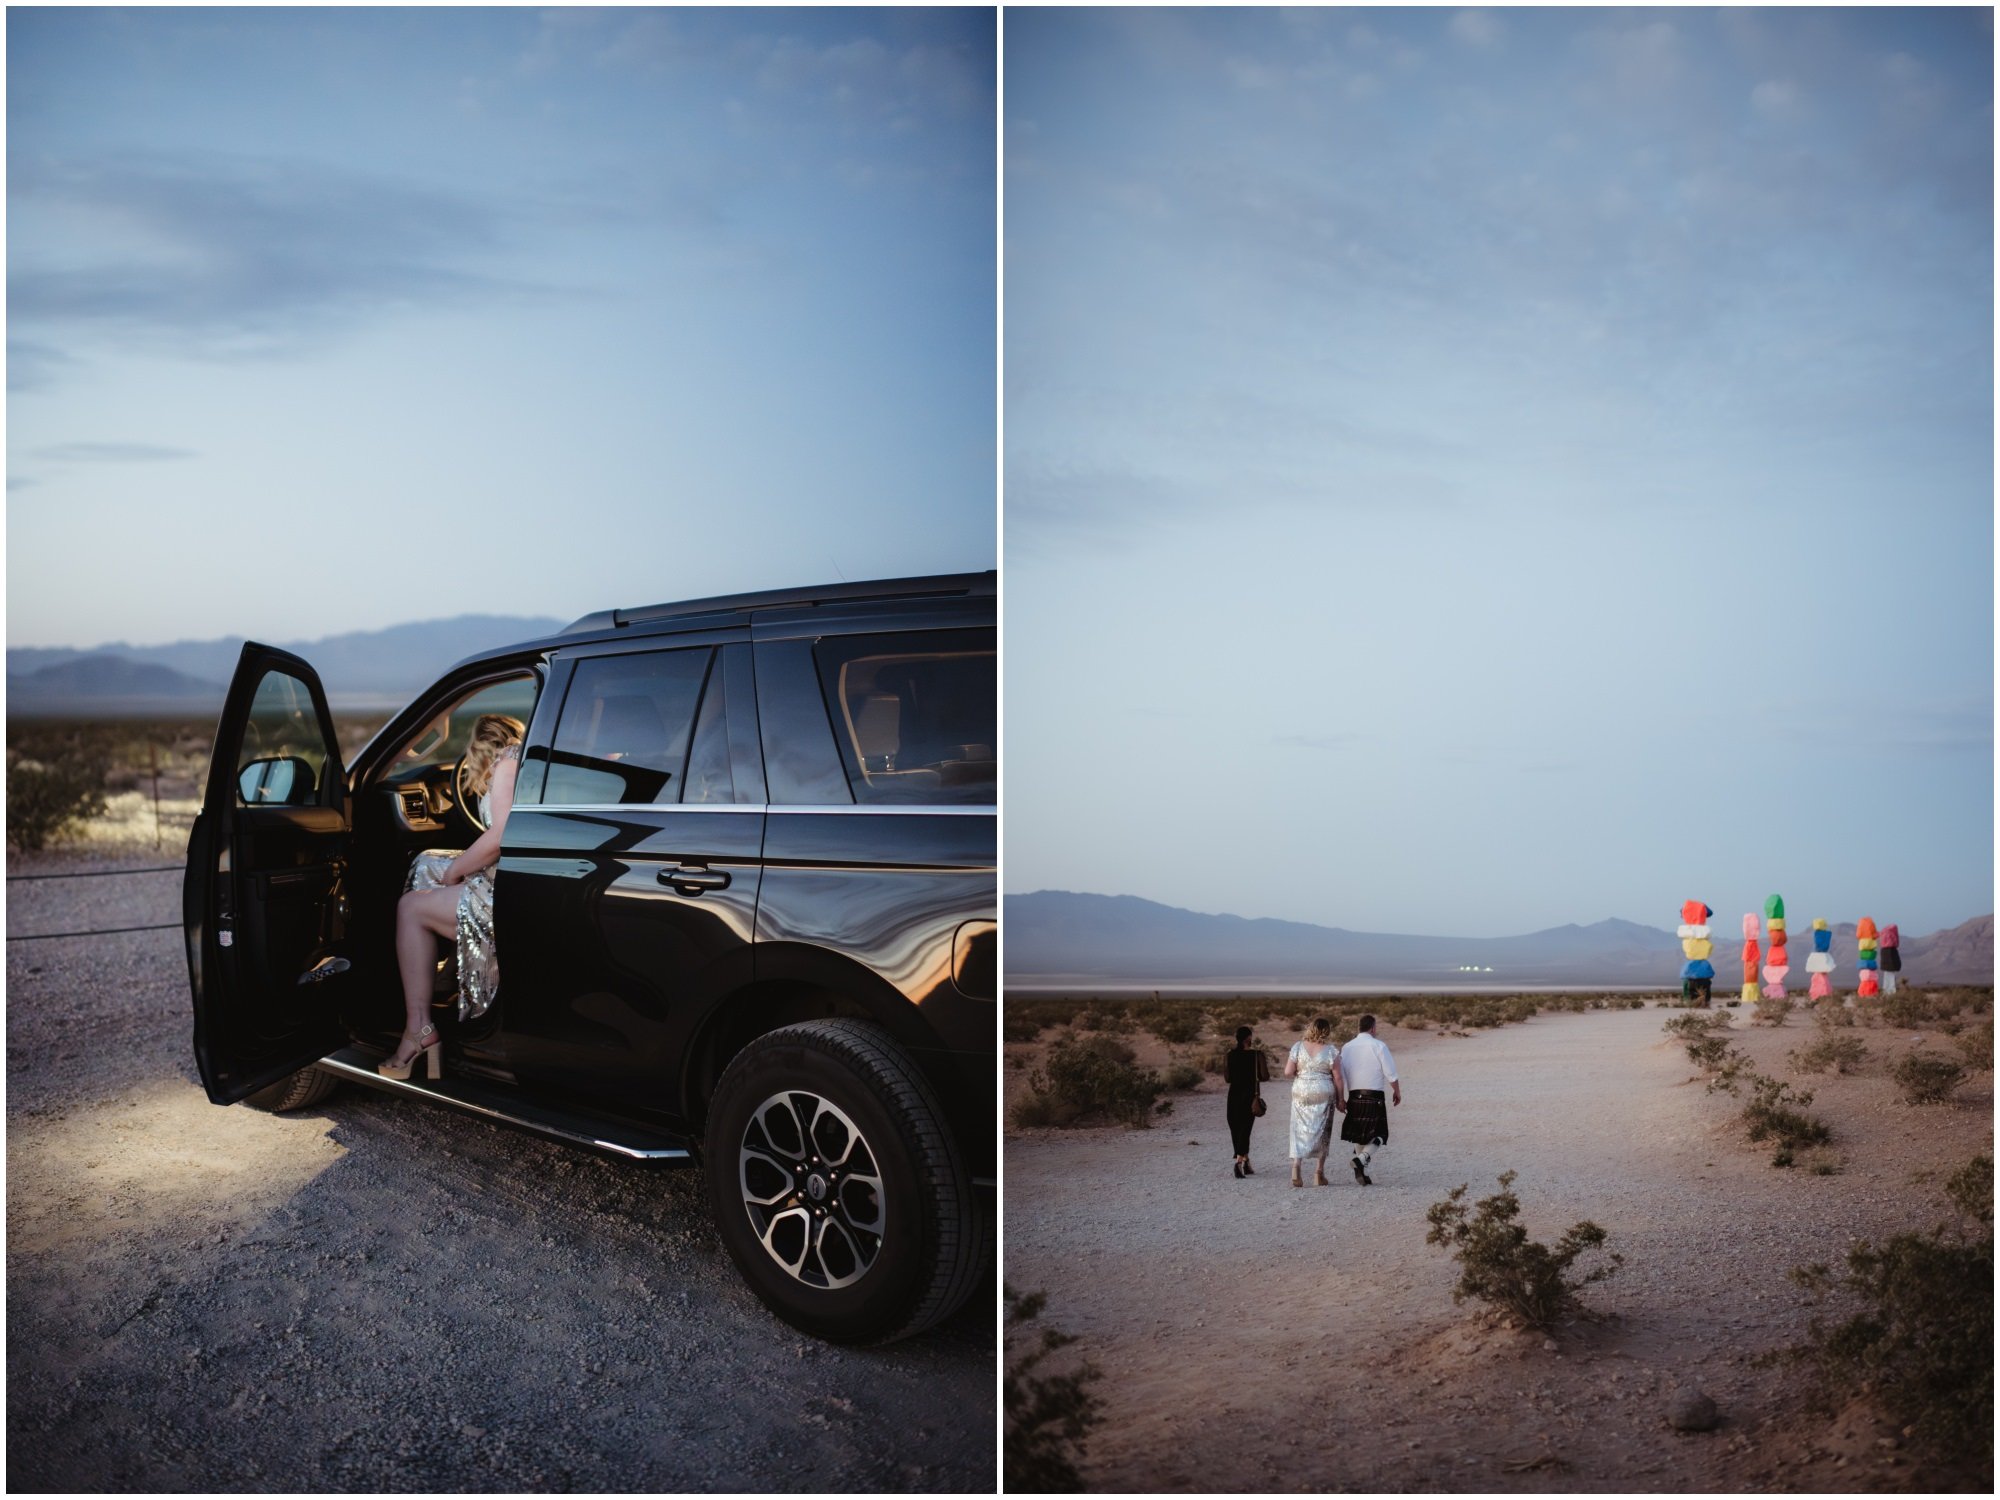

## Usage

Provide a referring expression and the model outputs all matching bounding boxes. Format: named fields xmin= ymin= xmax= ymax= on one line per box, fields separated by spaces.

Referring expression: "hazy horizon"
xmin=1006 ymin=7 xmax=1994 ymax=939
xmin=8 ymin=8 xmax=995 ymax=650
xmin=1001 ymin=885 xmax=1991 ymax=942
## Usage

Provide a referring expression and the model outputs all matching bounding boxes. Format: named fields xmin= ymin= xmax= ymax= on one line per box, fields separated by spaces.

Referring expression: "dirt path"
xmin=8 ymin=852 xmax=993 ymax=1492
xmin=1005 ymin=1006 xmax=1989 ymax=1493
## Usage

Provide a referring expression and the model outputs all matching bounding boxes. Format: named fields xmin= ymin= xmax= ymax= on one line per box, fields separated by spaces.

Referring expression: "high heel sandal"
xmin=379 ymin=1023 xmax=444 ymax=1081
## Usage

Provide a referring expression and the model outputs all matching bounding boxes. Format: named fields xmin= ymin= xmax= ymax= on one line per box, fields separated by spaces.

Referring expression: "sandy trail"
xmin=1005 ymin=1006 xmax=1988 ymax=1493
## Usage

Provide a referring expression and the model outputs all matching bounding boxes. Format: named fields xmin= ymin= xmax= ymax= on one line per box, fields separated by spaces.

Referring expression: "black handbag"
xmin=1249 ymin=1049 xmax=1268 ymax=1115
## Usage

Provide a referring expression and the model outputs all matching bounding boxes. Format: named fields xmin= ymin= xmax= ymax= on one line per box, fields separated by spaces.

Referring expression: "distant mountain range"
xmin=8 ymin=614 xmax=565 ymax=715
xmin=1006 ymin=891 xmax=1995 ymax=987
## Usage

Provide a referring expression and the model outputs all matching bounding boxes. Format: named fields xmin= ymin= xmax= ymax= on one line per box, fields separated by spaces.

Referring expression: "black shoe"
xmin=1351 ymin=1155 xmax=1366 ymax=1185
xmin=1243 ymin=1160 xmax=1254 ymax=1175
xmin=1233 ymin=1159 xmax=1244 ymax=1178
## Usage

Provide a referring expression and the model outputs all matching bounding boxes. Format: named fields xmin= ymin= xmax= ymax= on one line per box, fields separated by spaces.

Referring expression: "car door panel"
xmin=184 ymin=644 xmax=354 ymax=1104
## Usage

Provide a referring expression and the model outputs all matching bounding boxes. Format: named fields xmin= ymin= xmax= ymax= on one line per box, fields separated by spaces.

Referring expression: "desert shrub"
xmin=1013 ymin=1035 xmax=1164 ymax=1128
xmin=1684 ymin=1034 xmax=1737 ymax=1073
xmin=1202 ymin=1038 xmax=1278 ymax=1077
xmin=1891 ymin=1052 xmax=1967 ymax=1106
xmin=1801 ymin=1149 xmax=1842 ymax=1176
xmin=1785 ymin=1155 xmax=1992 ymax=1474
xmin=1400 ymin=1015 xmax=1430 ymax=1031
xmin=1004 ymin=1012 xmax=1048 ymax=1044
xmin=1743 ymin=1074 xmax=1830 ymax=1164
xmin=1790 ymin=1034 xmax=1868 ymax=1076
xmin=1880 ymin=991 xmax=1935 ymax=1030
xmin=1004 ymin=1286 xmax=1103 ymax=1492
xmin=5 ymin=749 xmax=110 ymax=851
xmin=1072 ymin=1005 xmax=1134 ymax=1036
xmin=1753 ymin=995 xmax=1793 ymax=1027
xmin=1146 ymin=1008 xmax=1207 ymax=1046
xmin=1664 ymin=1012 xmax=1731 ymax=1042
xmin=1955 ymin=1020 xmax=1993 ymax=1072
xmin=1160 ymin=1062 xmax=1203 ymax=1092
xmin=1810 ymin=996 xmax=1854 ymax=1027
xmin=1424 ymin=1170 xmax=1621 ymax=1332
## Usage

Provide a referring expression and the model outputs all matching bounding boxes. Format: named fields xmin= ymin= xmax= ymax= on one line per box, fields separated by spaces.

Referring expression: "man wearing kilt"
xmin=1338 ymin=1015 xmax=1400 ymax=1185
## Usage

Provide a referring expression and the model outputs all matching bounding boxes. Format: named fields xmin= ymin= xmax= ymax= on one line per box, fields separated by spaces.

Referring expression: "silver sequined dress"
xmin=1287 ymin=1040 xmax=1342 ymax=1161
xmin=404 ymin=748 xmax=514 ymax=1021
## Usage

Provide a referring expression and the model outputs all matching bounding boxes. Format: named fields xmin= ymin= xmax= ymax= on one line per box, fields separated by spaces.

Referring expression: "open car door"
xmin=183 ymin=643 xmax=355 ymax=1103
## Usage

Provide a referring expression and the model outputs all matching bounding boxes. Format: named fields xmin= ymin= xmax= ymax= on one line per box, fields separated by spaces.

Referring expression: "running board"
xmin=315 ymin=1047 xmax=696 ymax=1163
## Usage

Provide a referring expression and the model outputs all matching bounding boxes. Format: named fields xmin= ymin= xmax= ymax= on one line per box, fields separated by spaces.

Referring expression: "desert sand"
xmin=1005 ymin=1003 xmax=1989 ymax=1492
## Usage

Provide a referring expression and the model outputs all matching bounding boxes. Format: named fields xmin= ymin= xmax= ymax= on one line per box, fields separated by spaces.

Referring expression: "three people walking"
xmin=1229 ymin=1014 xmax=1402 ymax=1187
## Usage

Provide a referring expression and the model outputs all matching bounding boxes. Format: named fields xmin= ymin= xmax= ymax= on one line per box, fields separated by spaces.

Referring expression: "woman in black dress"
xmin=1225 ymin=1026 xmax=1270 ymax=1178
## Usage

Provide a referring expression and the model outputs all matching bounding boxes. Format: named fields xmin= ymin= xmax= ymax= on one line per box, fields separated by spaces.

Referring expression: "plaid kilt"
xmin=1340 ymin=1088 xmax=1389 ymax=1147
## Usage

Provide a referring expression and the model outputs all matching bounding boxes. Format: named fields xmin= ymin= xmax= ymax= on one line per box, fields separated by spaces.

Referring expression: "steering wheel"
xmin=454 ymin=757 xmax=486 ymax=833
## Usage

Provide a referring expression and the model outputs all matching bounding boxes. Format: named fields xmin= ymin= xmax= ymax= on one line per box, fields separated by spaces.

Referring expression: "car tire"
xmin=704 ymin=1018 xmax=982 ymax=1345
xmin=243 ymin=1064 xmax=341 ymax=1113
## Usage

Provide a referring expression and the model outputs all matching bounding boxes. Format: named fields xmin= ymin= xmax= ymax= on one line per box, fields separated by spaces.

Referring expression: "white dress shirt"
xmin=1339 ymin=1032 xmax=1398 ymax=1092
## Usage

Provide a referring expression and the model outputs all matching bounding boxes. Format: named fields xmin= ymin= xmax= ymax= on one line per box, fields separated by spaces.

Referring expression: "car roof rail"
xmin=559 ymin=570 xmax=995 ymax=635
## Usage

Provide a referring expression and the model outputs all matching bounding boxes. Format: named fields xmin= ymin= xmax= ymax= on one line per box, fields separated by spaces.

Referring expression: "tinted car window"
xmin=391 ymin=675 xmax=538 ymax=779
xmin=682 ymin=658 xmax=735 ymax=805
xmin=813 ymin=628 xmax=995 ymax=805
xmin=237 ymin=669 xmax=331 ymax=806
xmin=544 ymin=649 xmax=712 ymax=805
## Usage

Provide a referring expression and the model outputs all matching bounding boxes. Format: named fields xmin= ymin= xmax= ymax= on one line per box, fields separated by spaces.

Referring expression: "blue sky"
xmin=8 ymin=6 xmax=995 ymax=648
xmin=1005 ymin=7 xmax=1993 ymax=936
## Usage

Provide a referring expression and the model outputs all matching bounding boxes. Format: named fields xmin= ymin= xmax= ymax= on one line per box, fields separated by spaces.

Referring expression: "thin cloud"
xmin=34 ymin=442 xmax=196 ymax=463
xmin=1450 ymin=10 xmax=1503 ymax=50
xmin=8 ymin=151 xmax=561 ymax=366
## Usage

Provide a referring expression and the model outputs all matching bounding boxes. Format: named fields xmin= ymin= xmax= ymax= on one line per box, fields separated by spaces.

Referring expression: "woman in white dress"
xmin=1283 ymin=1016 xmax=1347 ymax=1187
xmin=379 ymin=714 xmax=524 ymax=1078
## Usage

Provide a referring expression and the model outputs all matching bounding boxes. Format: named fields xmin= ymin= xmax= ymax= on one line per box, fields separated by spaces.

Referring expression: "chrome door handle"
xmin=660 ymin=865 xmax=730 ymax=896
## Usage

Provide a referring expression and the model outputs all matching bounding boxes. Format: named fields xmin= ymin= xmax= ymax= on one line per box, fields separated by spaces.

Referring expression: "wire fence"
xmin=7 ymin=865 xmax=181 ymax=882
xmin=8 ymin=922 xmax=180 ymax=943
xmin=7 ymin=864 xmax=182 ymax=942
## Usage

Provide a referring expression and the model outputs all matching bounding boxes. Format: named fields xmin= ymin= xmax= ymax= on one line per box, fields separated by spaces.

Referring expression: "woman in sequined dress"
xmin=1282 ymin=1016 xmax=1346 ymax=1188
xmin=379 ymin=714 xmax=524 ymax=1078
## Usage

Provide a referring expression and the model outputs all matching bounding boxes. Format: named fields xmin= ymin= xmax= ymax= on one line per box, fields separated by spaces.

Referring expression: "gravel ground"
xmin=1005 ymin=1004 xmax=1991 ymax=1493
xmin=8 ymin=849 xmax=995 ymax=1493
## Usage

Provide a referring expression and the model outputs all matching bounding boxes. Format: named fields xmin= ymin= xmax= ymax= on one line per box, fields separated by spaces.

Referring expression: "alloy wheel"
xmin=737 ymin=1091 xmax=886 ymax=1290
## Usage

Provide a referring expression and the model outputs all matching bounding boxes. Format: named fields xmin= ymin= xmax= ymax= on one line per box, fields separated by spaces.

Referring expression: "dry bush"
xmin=1743 ymin=1075 xmax=1831 ymax=1166
xmin=1013 ymin=1035 xmax=1165 ymax=1129
xmin=1004 ymin=1011 xmax=1049 ymax=1044
xmin=1790 ymin=1034 xmax=1869 ymax=1076
xmin=1955 ymin=1020 xmax=1993 ymax=1072
xmin=1004 ymin=1287 xmax=1103 ymax=1492
xmin=1785 ymin=1155 xmax=1992 ymax=1475
xmin=1754 ymin=995 xmax=1794 ymax=1027
xmin=1424 ymin=1170 xmax=1622 ymax=1332
xmin=1145 ymin=1008 xmax=1207 ymax=1046
xmin=1891 ymin=1052 xmax=1967 ymax=1106
xmin=1160 ymin=1062 xmax=1204 ymax=1092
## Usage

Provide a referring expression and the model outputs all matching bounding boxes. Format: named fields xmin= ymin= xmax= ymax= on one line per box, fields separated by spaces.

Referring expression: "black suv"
xmin=182 ymin=573 xmax=994 ymax=1343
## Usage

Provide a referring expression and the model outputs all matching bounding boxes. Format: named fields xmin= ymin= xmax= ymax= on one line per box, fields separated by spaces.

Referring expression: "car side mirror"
xmin=239 ymin=756 xmax=317 ymax=806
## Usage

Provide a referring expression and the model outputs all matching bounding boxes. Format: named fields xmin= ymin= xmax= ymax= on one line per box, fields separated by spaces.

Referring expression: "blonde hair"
xmin=463 ymin=714 xmax=525 ymax=796
xmin=1305 ymin=1016 xmax=1334 ymax=1044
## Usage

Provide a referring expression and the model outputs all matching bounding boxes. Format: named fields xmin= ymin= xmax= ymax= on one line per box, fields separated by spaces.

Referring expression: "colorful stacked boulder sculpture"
xmin=1879 ymin=924 xmax=1901 ymax=995
xmin=1856 ymin=917 xmax=1880 ymax=998
xmin=1761 ymin=893 xmax=1788 ymax=1000
xmin=1805 ymin=918 xmax=1835 ymax=999
xmin=1679 ymin=899 xmax=1714 ymax=1005
xmin=1740 ymin=913 xmax=1760 ymax=1005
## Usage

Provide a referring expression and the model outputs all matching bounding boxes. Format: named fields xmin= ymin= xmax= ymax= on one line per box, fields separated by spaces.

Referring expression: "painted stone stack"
xmin=1761 ymin=893 xmax=1789 ymax=1000
xmin=1805 ymin=917 xmax=1835 ymax=999
xmin=1856 ymin=916 xmax=1881 ymax=998
xmin=1879 ymin=924 xmax=1901 ymax=995
xmin=1679 ymin=899 xmax=1715 ymax=1005
xmin=1740 ymin=913 xmax=1760 ymax=1005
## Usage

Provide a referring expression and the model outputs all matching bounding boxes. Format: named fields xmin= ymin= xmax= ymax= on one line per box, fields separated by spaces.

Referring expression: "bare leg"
xmin=392 ymin=886 xmax=459 ymax=1065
